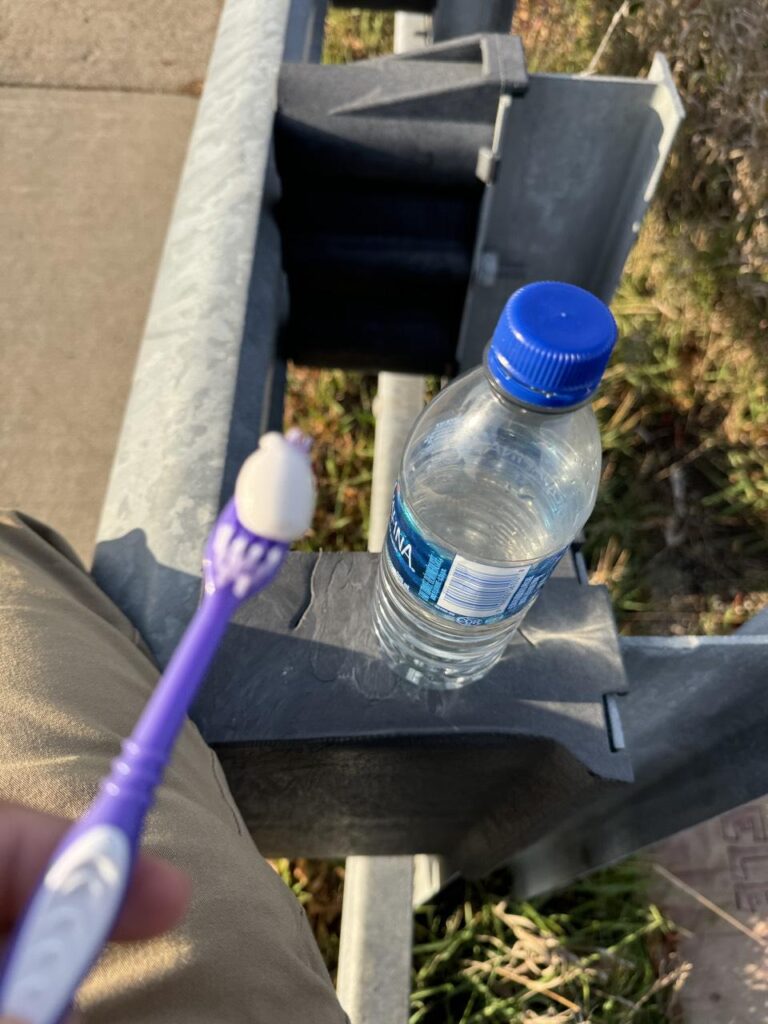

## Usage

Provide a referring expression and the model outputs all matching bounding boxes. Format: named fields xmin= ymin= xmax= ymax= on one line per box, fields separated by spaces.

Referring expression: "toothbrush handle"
xmin=0 ymin=725 xmax=170 ymax=1024
xmin=0 ymin=593 xmax=235 ymax=1024
xmin=0 ymin=819 xmax=136 ymax=1024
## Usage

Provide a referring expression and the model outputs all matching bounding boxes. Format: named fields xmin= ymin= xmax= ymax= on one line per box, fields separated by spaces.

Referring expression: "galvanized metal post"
xmin=92 ymin=0 xmax=293 ymax=666
xmin=366 ymin=16 xmax=437 ymax=554
xmin=337 ymin=856 xmax=415 ymax=1024
xmin=368 ymin=373 xmax=426 ymax=553
xmin=339 ymin=16 xmax=430 ymax=1024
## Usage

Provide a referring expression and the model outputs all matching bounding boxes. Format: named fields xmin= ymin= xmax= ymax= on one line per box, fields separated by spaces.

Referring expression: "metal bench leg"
xmin=340 ymin=12 xmax=432 ymax=1016
xmin=337 ymin=856 xmax=415 ymax=1024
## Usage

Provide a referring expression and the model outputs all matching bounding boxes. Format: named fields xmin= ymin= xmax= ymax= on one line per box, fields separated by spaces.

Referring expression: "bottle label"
xmin=386 ymin=485 xmax=567 ymax=627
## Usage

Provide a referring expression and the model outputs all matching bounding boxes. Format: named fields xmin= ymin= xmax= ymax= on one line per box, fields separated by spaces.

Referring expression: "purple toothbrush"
xmin=0 ymin=430 xmax=316 ymax=1024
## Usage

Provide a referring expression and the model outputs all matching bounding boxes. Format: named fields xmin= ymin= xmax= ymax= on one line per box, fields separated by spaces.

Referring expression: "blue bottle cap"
xmin=487 ymin=282 xmax=618 ymax=410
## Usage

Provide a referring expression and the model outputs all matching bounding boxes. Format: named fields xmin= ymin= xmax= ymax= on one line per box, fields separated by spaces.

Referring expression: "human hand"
xmin=0 ymin=802 xmax=191 ymax=1023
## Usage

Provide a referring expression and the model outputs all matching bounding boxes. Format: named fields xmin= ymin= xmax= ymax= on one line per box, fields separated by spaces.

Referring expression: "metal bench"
xmin=91 ymin=2 xmax=768 ymax=1020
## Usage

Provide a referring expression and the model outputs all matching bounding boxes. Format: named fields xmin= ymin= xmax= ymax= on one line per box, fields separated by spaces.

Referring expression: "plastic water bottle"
xmin=372 ymin=281 xmax=618 ymax=688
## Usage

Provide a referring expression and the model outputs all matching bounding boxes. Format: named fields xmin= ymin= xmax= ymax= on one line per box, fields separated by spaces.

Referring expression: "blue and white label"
xmin=386 ymin=485 xmax=567 ymax=626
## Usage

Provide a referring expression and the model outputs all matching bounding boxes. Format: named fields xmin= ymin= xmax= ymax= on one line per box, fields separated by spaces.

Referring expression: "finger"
xmin=0 ymin=803 xmax=190 ymax=940
xmin=114 ymin=854 xmax=191 ymax=941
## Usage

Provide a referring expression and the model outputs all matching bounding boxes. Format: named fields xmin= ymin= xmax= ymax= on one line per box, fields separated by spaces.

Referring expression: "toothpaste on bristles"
xmin=234 ymin=431 xmax=316 ymax=542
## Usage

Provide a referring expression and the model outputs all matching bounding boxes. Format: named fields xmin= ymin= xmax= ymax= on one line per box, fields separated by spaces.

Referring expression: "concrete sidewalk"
xmin=651 ymin=801 xmax=768 ymax=1022
xmin=0 ymin=0 xmax=222 ymax=92
xmin=0 ymin=88 xmax=195 ymax=558
xmin=0 ymin=1 xmax=220 ymax=559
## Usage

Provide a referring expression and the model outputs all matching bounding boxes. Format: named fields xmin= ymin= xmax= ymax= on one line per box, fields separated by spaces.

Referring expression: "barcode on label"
xmin=436 ymin=557 xmax=528 ymax=617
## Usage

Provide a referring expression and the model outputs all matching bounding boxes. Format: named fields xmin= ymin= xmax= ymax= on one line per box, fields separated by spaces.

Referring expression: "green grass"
xmin=284 ymin=366 xmax=376 ymax=552
xmin=272 ymin=854 xmax=685 ymax=1022
xmin=276 ymin=4 xmax=768 ymax=1019
xmin=586 ymin=219 xmax=768 ymax=633
xmin=515 ymin=0 xmax=768 ymax=633
xmin=410 ymin=864 xmax=683 ymax=1023
xmin=323 ymin=8 xmax=394 ymax=63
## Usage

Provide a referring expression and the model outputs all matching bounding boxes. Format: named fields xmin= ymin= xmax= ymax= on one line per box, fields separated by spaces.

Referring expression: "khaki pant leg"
xmin=0 ymin=511 xmax=346 ymax=1024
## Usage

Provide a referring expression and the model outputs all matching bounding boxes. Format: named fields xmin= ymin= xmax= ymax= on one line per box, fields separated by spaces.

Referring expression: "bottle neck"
xmin=483 ymin=365 xmax=556 ymax=417
xmin=482 ymin=357 xmax=591 ymax=417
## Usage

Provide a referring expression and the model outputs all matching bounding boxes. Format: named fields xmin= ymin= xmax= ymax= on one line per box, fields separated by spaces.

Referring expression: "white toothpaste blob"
xmin=234 ymin=432 xmax=316 ymax=542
